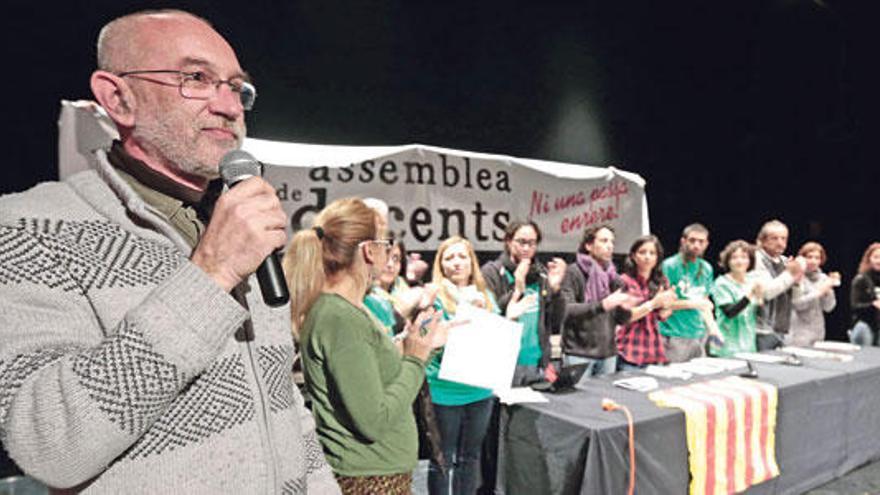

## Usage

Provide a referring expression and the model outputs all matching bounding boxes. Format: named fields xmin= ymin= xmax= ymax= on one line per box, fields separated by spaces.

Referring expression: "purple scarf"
xmin=576 ymin=252 xmax=616 ymax=302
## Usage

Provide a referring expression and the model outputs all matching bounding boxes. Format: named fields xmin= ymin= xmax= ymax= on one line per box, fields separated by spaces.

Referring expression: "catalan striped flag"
xmin=648 ymin=376 xmax=780 ymax=495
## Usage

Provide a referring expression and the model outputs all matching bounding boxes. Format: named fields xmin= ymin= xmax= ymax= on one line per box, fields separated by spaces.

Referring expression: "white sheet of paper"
xmin=688 ymin=357 xmax=748 ymax=371
xmin=813 ymin=341 xmax=860 ymax=352
xmin=645 ymin=365 xmax=692 ymax=380
xmin=613 ymin=376 xmax=660 ymax=392
xmin=437 ymin=303 xmax=522 ymax=392
xmin=781 ymin=346 xmax=854 ymax=362
xmin=733 ymin=352 xmax=788 ymax=363
xmin=495 ymin=387 xmax=549 ymax=405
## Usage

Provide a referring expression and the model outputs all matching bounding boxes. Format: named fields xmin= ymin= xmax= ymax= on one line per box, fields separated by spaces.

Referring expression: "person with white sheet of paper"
xmin=426 ymin=236 xmax=502 ymax=495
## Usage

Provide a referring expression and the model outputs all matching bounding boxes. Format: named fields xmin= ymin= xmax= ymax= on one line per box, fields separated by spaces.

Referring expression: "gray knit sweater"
xmin=0 ymin=149 xmax=339 ymax=494
xmin=789 ymin=272 xmax=837 ymax=347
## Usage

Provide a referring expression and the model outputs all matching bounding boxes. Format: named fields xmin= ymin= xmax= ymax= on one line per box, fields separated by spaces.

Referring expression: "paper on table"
xmin=495 ymin=387 xmax=549 ymax=405
xmin=688 ymin=357 xmax=748 ymax=371
xmin=781 ymin=346 xmax=854 ymax=362
xmin=613 ymin=376 xmax=660 ymax=392
xmin=670 ymin=362 xmax=725 ymax=376
xmin=645 ymin=365 xmax=693 ymax=380
xmin=813 ymin=341 xmax=860 ymax=352
xmin=670 ymin=357 xmax=747 ymax=376
xmin=438 ymin=303 xmax=523 ymax=392
xmin=733 ymin=352 xmax=789 ymax=364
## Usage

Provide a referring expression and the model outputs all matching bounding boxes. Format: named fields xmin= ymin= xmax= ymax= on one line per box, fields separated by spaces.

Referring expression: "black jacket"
xmin=559 ymin=263 xmax=631 ymax=359
xmin=480 ymin=253 xmax=564 ymax=369
xmin=851 ymin=271 xmax=880 ymax=342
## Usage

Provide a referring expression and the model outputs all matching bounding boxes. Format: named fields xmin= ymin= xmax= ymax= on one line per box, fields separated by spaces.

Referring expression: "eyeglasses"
xmin=116 ymin=70 xmax=257 ymax=111
xmin=513 ymin=238 xmax=538 ymax=248
xmin=359 ymin=239 xmax=393 ymax=255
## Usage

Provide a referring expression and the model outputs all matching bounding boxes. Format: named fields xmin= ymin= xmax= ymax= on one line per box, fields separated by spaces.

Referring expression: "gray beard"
xmin=132 ymin=112 xmax=242 ymax=180
xmin=132 ymin=127 xmax=219 ymax=180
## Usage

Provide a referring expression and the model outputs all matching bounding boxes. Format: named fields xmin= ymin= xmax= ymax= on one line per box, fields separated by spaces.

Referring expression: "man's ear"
xmin=90 ymin=70 xmax=136 ymax=129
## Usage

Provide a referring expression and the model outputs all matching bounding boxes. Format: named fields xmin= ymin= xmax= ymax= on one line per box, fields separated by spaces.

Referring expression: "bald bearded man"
xmin=0 ymin=10 xmax=339 ymax=493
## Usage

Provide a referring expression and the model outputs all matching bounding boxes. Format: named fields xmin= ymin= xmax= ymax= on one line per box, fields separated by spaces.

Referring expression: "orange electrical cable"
xmin=602 ymin=399 xmax=636 ymax=495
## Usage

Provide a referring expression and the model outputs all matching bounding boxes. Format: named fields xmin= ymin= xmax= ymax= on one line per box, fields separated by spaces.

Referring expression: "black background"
xmin=3 ymin=0 xmax=879 ymax=343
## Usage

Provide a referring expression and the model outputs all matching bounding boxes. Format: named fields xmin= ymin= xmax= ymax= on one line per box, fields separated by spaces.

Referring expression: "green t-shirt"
xmin=502 ymin=271 xmax=543 ymax=367
xmin=659 ymin=254 xmax=714 ymax=339
xmin=364 ymin=286 xmax=397 ymax=337
xmin=426 ymin=292 xmax=498 ymax=406
xmin=300 ymin=293 xmax=425 ymax=476
xmin=709 ymin=275 xmax=758 ymax=357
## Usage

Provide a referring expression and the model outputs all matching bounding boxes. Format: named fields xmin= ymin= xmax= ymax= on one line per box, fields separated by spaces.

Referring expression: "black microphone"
xmin=219 ymin=149 xmax=290 ymax=307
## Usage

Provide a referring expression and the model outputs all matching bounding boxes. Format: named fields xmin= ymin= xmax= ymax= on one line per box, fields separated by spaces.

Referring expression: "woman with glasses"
xmin=477 ymin=221 xmax=565 ymax=495
xmin=365 ymin=239 xmax=439 ymax=337
xmin=283 ymin=197 xmax=447 ymax=494
xmin=481 ymin=220 xmax=567 ymax=386
xmin=363 ymin=239 xmax=407 ymax=337
xmin=427 ymin=236 xmax=500 ymax=495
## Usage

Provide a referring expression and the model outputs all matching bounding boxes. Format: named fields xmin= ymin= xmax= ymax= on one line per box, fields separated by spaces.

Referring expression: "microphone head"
xmin=219 ymin=149 xmax=262 ymax=186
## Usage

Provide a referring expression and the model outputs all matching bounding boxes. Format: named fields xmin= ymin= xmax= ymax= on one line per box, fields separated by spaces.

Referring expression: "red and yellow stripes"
xmin=649 ymin=376 xmax=779 ymax=495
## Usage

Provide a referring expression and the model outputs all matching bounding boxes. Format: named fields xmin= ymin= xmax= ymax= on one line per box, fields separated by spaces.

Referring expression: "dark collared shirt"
xmin=107 ymin=142 xmax=221 ymax=249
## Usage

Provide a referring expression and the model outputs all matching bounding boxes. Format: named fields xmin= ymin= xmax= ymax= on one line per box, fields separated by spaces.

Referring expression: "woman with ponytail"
xmin=283 ymin=197 xmax=447 ymax=494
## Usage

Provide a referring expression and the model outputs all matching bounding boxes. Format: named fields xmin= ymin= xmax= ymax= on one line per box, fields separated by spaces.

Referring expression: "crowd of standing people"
xmin=1 ymin=8 xmax=877 ymax=495
xmin=282 ymin=197 xmax=879 ymax=493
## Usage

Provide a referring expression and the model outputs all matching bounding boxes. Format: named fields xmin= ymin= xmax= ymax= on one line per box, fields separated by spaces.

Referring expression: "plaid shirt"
xmin=616 ymin=273 xmax=670 ymax=365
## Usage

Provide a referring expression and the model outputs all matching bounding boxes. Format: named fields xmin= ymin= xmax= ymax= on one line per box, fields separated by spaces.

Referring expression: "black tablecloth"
xmin=498 ymin=347 xmax=880 ymax=494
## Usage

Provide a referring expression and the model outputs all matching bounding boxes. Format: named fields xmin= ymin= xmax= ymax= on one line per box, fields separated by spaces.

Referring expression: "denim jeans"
xmin=428 ymin=397 xmax=495 ymax=495
xmin=849 ymin=321 xmax=875 ymax=347
xmin=562 ymin=354 xmax=617 ymax=385
xmin=616 ymin=355 xmax=646 ymax=372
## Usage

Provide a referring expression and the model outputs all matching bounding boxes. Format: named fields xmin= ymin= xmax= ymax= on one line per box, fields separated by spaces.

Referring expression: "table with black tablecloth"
xmin=497 ymin=347 xmax=880 ymax=494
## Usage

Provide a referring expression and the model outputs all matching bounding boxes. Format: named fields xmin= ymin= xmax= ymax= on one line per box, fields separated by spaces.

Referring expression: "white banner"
xmin=248 ymin=139 xmax=650 ymax=252
xmin=57 ymin=101 xmax=650 ymax=253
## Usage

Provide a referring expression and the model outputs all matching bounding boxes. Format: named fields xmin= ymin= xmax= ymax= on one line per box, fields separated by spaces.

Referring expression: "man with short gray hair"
xmin=0 ymin=10 xmax=338 ymax=493
xmin=753 ymin=219 xmax=804 ymax=350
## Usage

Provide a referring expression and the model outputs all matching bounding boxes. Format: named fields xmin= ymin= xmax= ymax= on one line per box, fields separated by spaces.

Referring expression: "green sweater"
xmin=300 ymin=293 xmax=426 ymax=476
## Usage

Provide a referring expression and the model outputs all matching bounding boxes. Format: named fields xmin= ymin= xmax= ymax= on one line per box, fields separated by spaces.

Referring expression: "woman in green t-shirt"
xmin=364 ymin=239 xmax=439 ymax=337
xmin=427 ymin=236 xmax=522 ymax=495
xmin=283 ymin=197 xmax=446 ymax=494
xmin=709 ymin=240 xmax=765 ymax=357
xmin=364 ymin=240 xmax=410 ymax=337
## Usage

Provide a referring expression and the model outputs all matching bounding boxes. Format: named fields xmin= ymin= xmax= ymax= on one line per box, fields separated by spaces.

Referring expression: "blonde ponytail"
xmin=283 ymin=228 xmax=325 ymax=337
xmin=283 ymin=197 xmax=378 ymax=337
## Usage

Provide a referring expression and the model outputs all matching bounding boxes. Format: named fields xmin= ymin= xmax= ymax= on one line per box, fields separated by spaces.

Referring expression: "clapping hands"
xmin=506 ymin=293 xmax=539 ymax=320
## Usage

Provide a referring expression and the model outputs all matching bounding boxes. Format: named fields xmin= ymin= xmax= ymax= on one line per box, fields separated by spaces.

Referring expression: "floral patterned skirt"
xmin=335 ymin=472 xmax=412 ymax=495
